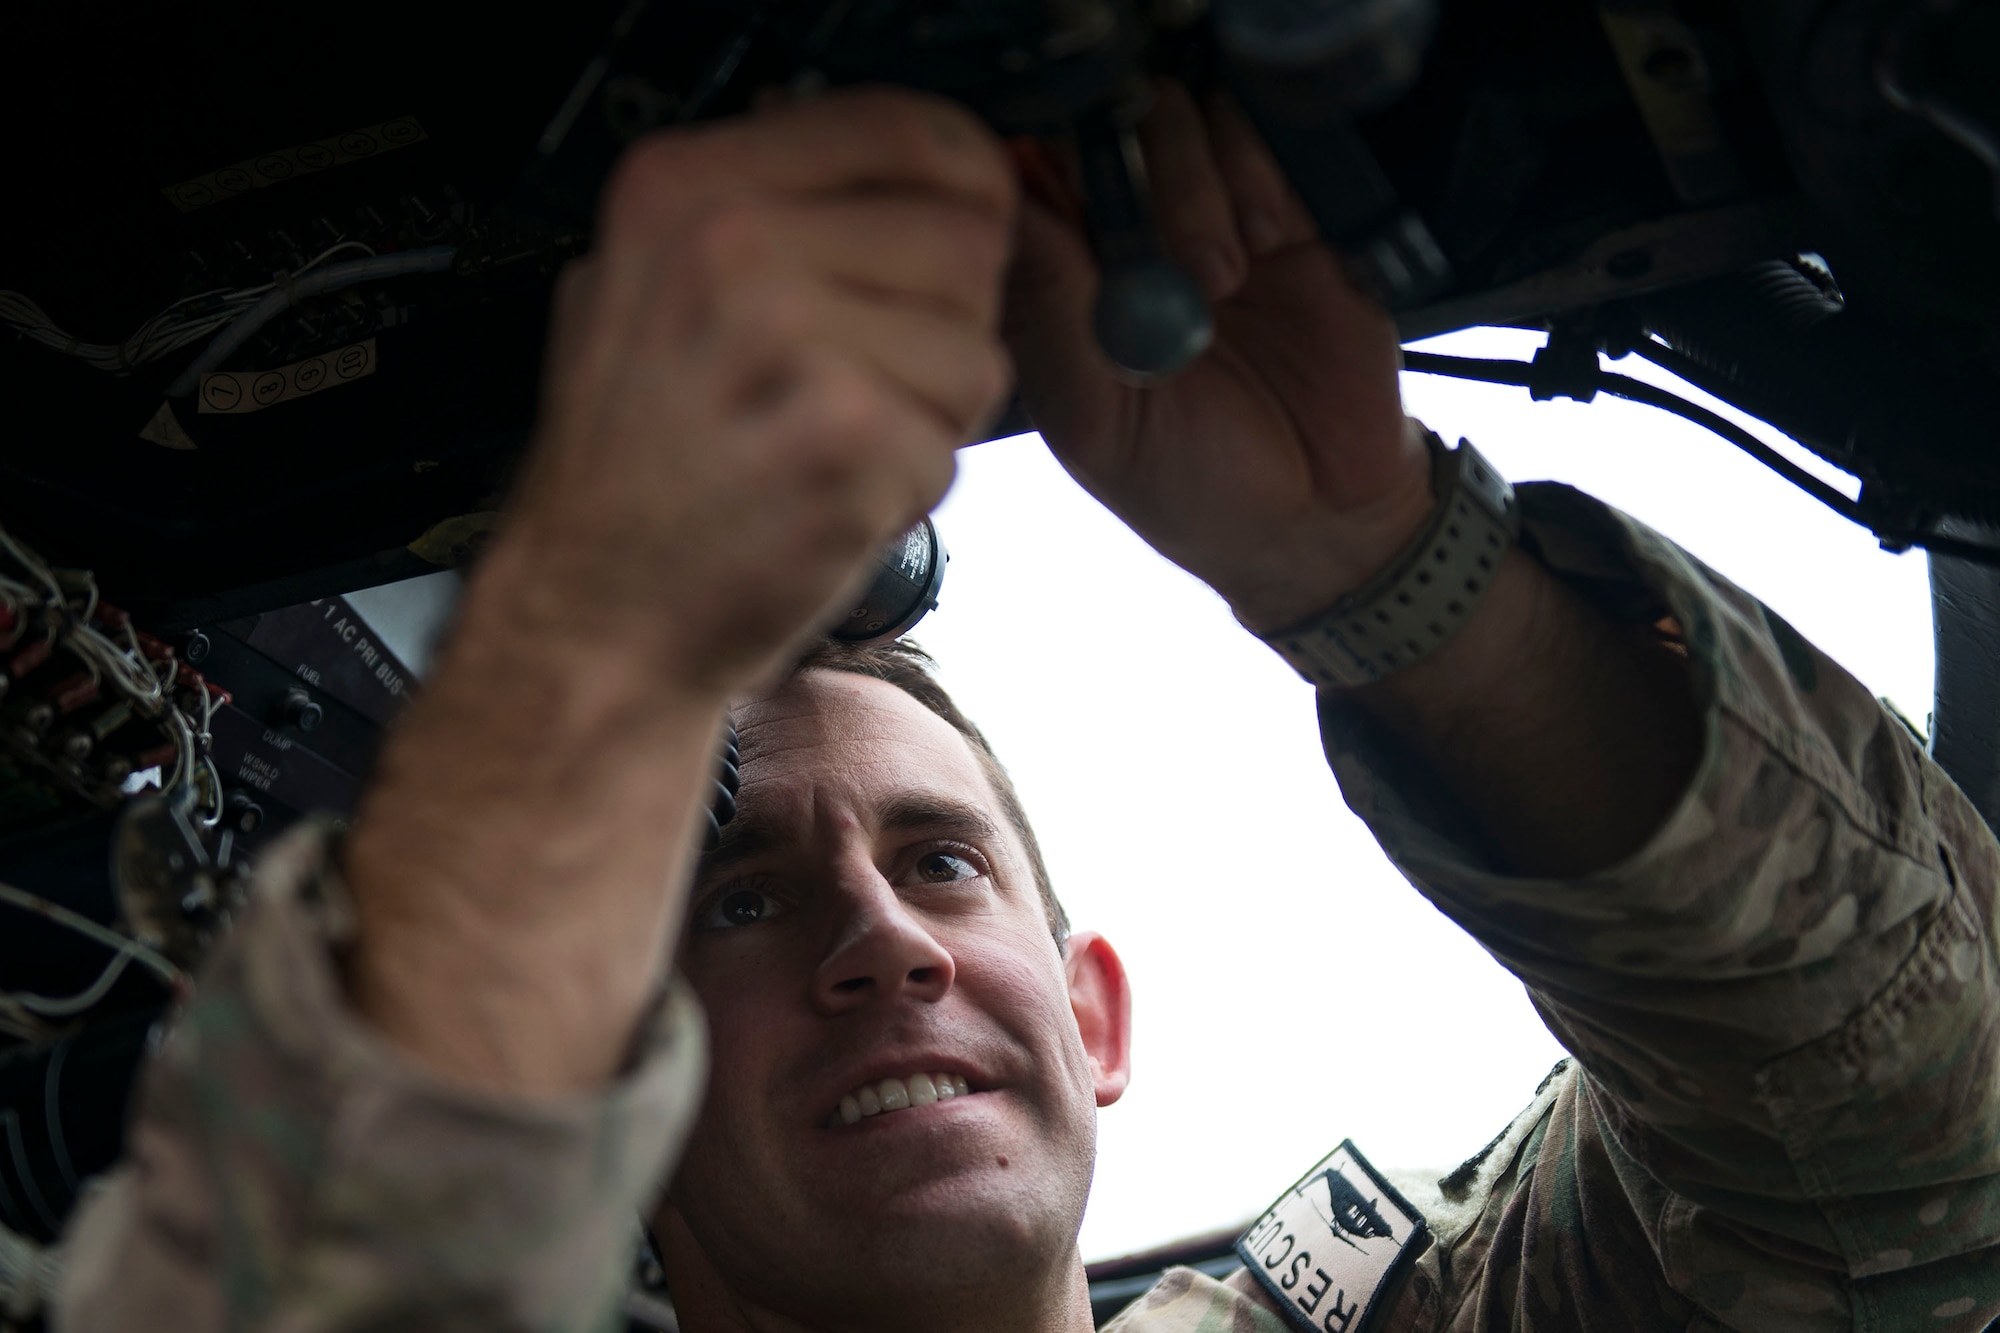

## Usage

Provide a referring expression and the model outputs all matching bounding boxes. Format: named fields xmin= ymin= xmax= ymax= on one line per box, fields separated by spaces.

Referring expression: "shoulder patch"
xmin=1235 ymin=1140 xmax=1428 ymax=1333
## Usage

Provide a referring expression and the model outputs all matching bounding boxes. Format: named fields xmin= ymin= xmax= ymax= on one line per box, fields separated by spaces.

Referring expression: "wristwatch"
xmin=1257 ymin=433 xmax=1519 ymax=689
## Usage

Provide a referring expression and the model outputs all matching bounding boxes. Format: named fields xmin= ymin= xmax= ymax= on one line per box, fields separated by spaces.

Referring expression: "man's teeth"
xmin=833 ymin=1073 xmax=973 ymax=1126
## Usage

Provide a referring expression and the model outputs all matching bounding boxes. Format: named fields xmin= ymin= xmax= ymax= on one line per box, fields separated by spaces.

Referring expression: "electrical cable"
xmin=0 ymin=883 xmax=185 ymax=994
xmin=1627 ymin=332 xmax=1733 ymax=389
xmin=0 ymin=530 xmax=65 ymax=615
xmin=0 ymin=240 xmax=378 ymax=374
xmin=3 ymin=1112 xmax=58 ymax=1236
xmin=43 ymin=1039 xmax=77 ymax=1196
xmin=1399 ymin=348 xmax=2000 ymax=568
xmin=0 ymin=990 xmax=57 ymax=1044
xmin=7 ymin=952 xmax=135 ymax=1019
xmin=166 ymin=245 xmax=457 ymax=396
xmin=0 ymin=514 xmax=221 ymax=810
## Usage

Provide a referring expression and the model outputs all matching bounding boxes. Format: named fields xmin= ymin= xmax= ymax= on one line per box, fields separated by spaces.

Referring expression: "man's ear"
xmin=1064 ymin=930 xmax=1131 ymax=1107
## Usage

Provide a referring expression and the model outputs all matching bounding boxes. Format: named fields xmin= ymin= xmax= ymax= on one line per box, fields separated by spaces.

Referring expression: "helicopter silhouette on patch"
xmin=1307 ymin=1165 xmax=1397 ymax=1251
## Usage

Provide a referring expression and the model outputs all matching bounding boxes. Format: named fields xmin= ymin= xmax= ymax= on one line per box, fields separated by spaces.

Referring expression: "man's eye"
xmin=693 ymin=887 xmax=784 ymax=932
xmin=914 ymin=850 xmax=981 ymax=884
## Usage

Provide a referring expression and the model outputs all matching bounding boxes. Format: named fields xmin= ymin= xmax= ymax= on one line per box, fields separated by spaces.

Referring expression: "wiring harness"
xmin=0 ymin=533 xmax=253 ymax=990
xmin=0 ymin=528 xmax=209 ymax=1308
xmin=0 ymin=527 xmax=221 ymax=818
xmin=164 ymin=245 xmax=456 ymax=398
xmin=0 ymin=240 xmax=382 ymax=376
xmin=1401 ymin=345 xmax=2000 ymax=569
xmin=0 ymin=519 xmax=219 ymax=1033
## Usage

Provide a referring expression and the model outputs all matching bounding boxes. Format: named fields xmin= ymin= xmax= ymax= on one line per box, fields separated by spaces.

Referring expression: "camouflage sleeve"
xmin=1102 ymin=1265 xmax=1294 ymax=1332
xmin=1318 ymin=483 xmax=2000 ymax=1330
xmin=51 ymin=820 xmax=707 ymax=1333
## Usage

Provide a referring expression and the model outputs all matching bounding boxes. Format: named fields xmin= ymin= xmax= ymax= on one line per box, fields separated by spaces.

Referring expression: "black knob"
xmin=1075 ymin=109 xmax=1213 ymax=379
xmin=183 ymin=631 xmax=211 ymax=664
xmin=282 ymin=688 xmax=323 ymax=733
xmin=225 ymin=790 xmax=264 ymax=834
xmin=1093 ymin=259 xmax=1213 ymax=381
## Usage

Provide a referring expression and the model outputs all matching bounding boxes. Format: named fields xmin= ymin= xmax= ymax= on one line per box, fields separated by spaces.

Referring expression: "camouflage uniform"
xmin=52 ymin=485 xmax=2000 ymax=1331
xmin=55 ymin=826 xmax=708 ymax=1333
xmin=1111 ymin=486 xmax=2000 ymax=1332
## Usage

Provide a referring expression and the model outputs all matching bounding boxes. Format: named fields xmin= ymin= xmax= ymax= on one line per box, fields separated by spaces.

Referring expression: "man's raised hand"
xmin=1007 ymin=81 xmax=1700 ymax=880
xmin=1006 ymin=82 xmax=1432 ymax=634
xmin=342 ymin=92 xmax=1017 ymax=1095
xmin=514 ymin=89 xmax=1018 ymax=696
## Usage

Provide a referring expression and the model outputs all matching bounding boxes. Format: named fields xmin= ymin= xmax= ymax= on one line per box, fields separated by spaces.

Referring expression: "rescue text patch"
xmin=1235 ymin=1140 xmax=1428 ymax=1333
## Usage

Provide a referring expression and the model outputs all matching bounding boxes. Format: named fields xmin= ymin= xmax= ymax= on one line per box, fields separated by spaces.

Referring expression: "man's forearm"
xmin=343 ymin=542 xmax=729 ymax=1094
xmin=1349 ymin=544 xmax=1702 ymax=879
xmin=333 ymin=92 xmax=1016 ymax=1097
xmin=1317 ymin=486 xmax=2000 ymax=1331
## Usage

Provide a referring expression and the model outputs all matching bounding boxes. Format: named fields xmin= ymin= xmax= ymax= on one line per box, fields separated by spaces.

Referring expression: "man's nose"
xmin=811 ymin=868 xmax=954 ymax=1014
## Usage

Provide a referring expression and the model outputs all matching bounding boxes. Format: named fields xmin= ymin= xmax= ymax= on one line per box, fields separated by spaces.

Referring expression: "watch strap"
xmin=1259 ymin=434 xmax=1519 ymax=689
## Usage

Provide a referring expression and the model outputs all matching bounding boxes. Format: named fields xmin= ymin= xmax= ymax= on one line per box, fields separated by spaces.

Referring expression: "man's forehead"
xmin=733 ymin=669 xmax=993 ymax=800
xmin=705 ymin=671 xmax=1016 ymax=878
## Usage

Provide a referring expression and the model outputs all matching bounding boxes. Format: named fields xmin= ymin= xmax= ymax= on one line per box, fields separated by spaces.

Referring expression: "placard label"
xmin=163 ymin=118 xmax=426 ymax=211
xmin=198 ymin=339 xmax=375 ymax=415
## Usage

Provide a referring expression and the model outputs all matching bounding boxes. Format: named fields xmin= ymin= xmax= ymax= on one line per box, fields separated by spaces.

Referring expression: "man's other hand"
xmin=1007 ymin=82 xmax=1700 ymax=879
xmin=1006 ymin=82 xmax=1432 ymax=635
xmin=342 ymin=92 xmax=1017 ymax=1095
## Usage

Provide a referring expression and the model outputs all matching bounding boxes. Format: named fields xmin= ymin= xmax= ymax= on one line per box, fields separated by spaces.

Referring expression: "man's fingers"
xmin=1203 ymin=92 xmax=1319 ymax=258
xmin=735 ymin=89 xmax=1014 ymax=210
xmin=601 ymin=88 xmax=1017 ymax=249
xmin=708 ymin=273 xmax=1011 ymax=445
xmin=760 ymin=350 xmax=964 ymax=531
xmin=1138 ymin=81 xmax=1247 ymax=302
xmin=827 ymin=300 xmax=1015 ymax=443
xmin=772 ymin=194 xmax=1012 ymax=325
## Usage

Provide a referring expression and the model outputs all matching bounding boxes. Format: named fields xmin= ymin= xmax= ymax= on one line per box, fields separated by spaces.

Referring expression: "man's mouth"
xmin=825 ymin=1072 xmax=974 ymax=1128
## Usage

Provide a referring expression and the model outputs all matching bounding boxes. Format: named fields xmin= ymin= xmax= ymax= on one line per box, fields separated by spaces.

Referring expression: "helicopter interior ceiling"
xmin=1 ymin=0 xmax=1995 ymax=624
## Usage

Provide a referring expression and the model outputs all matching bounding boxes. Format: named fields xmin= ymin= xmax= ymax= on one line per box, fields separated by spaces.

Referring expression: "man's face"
xmin=662 ymin=670 xmax=1126 ymax=1324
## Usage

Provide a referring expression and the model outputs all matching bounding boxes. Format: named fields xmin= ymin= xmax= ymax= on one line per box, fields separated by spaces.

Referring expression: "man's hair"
xmin=791 ymin=637 xmax=1069 ymax=944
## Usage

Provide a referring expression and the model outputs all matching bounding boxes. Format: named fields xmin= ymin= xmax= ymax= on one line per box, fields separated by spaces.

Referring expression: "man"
xmin=656 ymin=636 xmax=1127 ymax=1331
xmin=56 ymin=80 xmax=2000 ymax=1332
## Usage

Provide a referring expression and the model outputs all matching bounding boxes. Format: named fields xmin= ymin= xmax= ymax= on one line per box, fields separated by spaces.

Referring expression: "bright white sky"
xmin=916 ymin=324 xmax=1937 ymax=1261
xmin=350 ymin=324 xmax=1938 ymax=1265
